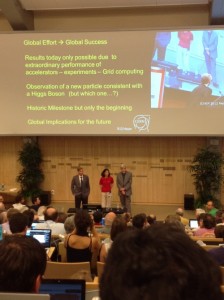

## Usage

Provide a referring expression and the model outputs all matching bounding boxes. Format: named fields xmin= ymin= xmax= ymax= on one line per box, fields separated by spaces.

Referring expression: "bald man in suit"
xmin=116 ymin=164 xmax=132 ymax=214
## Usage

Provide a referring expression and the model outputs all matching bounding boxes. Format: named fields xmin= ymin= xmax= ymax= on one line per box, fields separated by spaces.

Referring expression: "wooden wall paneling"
xmin=0 ymin=137 xmax=22 ymax=191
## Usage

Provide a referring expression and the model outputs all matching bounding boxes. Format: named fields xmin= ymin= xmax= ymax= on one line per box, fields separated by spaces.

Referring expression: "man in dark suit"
xmin=71 ymin=167 xmax=90 ymax=209
xmin=116 ymin=164 xmax=132 ymax=214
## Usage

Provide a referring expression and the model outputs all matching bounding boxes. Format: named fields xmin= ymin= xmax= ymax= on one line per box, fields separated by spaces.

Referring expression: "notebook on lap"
xmin=39 ymin=279 xmax=86 ymax=300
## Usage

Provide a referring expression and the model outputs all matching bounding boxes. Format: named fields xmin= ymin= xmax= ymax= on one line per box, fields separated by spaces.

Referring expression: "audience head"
xmin=9 ymin=212 xmax=28 ymax=234
xmin=206 ymin=200 xmax=216 ymax=212
xmin=23 ymin=209 xmax=35 ymax=228
xmin=164 ymin=214 xmax=184 ymax=231
xmin=31 ymin=196 xmax=41 ymax=206
xmin=214 ymin=225 xmax=224 ymax=238
xmin=14 ymin=194 xmax=25 ymax=204
xmin=0 ymin=235 xmax=46 ymax=293
xmin=105 ymin=212 xmax=116 ymax=227
xmin=195 ymin=208 xmax=205 ymax=218
xmin=43 ymin=206 xmax=58 ymax=222
xmin=0 ymin=195 xmax=4 ymax=202
xmin=122 ymin=212 xmax=132 ymax=224
xmin=74 ymin=209 xmax=92 ymax=236
xmin=146 ymin=214 xmax=156 ymax=225
xmin=132 ymin=213 xmax=148 ymax=229
xmin=100 ymin=223 xmax=222 ymax=300
xmin=93 ymin=210 xmax=103 ymax=224
xmin=57 ymin=212 xmax=68 ymax=223
xmin=176 ymin=207 xmax=184 ymax=217
xmin=202 ymin=213 xmax=216 ymax=229
xmin=7 ymin=208 xmax=20 ymax=221
xmin=110 ymin=216 xmax=127 ymax=241
xmin=64 ymin=215 xmax=75 ymax=234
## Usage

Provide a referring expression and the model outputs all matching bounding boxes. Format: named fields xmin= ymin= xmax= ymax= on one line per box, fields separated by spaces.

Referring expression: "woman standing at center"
xmin=99 ymin=168 xmax=114 ymax=209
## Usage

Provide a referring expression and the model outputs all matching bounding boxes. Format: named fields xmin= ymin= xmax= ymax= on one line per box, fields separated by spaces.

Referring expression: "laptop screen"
xmin=189 ymin=219 xmax=198 ymax=229
xmin=39 ymin=279 xmax=85 ymax=300
xmin=26 ymin=229 xmax=51 ymax=248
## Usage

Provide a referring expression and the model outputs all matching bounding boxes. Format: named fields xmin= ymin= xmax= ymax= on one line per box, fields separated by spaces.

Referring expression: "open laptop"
xmin=0 ymin=293 xmax=49 ymax=300
xmin=189 ymin=219 xmax=199 ymax=229
xmin=39 ymin=279 xmax=86 ymax=300
xmin=26 ymin=229 xmax=52 ymax=250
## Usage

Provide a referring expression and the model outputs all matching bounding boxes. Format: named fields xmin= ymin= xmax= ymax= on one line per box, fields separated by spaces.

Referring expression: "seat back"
xmin=97 ymin=261 xmax=105 ymax=281
xmin=44 ymin=261 xmax=92 ymax=282
xmin=58 ymin=241 xmax=67 ymax=262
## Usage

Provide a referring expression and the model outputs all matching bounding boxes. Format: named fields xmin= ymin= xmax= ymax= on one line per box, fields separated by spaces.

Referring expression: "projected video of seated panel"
xmin=0 ymin=29 xmax=224 ymax=136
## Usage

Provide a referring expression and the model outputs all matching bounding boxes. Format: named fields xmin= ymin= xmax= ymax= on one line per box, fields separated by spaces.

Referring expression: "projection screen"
xmin=0 ymin=28 xmax=224 ymax=136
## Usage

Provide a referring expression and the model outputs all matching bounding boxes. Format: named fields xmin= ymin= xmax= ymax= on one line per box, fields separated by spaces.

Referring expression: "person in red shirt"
xmin=99 ymin=168 xmax=114 ymax=209
xmin=176 ymin=31 xmax=193 ymax=73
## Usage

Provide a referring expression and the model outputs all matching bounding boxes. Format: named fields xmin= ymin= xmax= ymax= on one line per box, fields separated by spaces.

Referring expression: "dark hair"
xmin=9 ymin=212 xmax=28 ymax=234
xmin=147 ymin=214 xmax=156 ymax=225
xmin=214 ymin=225 xmax=224 ymax=238
xmin=110 ymin=216 xmax=127 ymax=241
xmin=31 ymin=196 xmax=41 ymax=205
xmin=14 ymin=195 xmax=23 ymax=204
xmin=23 ymin=209 xmax=35 ymax=227
xmin=93 ymin=211 xmax=103 ymax=223
xmin=202 ymin=213 xmax=216 ymax=229
xmin=100 ymin=224 xmax=222 ymax=300
xmin=74 ymin=210 xmax=92 ymax=236
xmin=101 ymin=168 xmax=110 ymax=177
xmin=0 ymin=235 xmax=46 ymax=292
xmin=132 ymin=213 xmax=147 ymax=229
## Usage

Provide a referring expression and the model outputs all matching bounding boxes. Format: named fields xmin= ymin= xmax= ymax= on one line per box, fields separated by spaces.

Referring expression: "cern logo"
xmin=133 ymin=115 xmax=150 ymax=132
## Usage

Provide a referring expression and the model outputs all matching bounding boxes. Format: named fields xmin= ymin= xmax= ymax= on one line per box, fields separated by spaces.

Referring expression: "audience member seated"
xmin=93 ymin=210 xmax=103 ymax=226
xmin=122 ymin=212 xmax=132 ymax=226
xmin=214 ymin=210 xmax=223 ymax=224
xmin=96 ymin=212 xmax=116 ymax=234
xmin=64 ymin=209 xmax=100 ymax=272
xmin=164 ymin=214 xmax=185 ymax=231
xmin=1 ymin=208 xmax=20 ymax=234
xmin=12 ymin=195 xmax=29 ymax=213
xmin=0 ymin=201 xmax=5 ymax=213
xmin=9 ymin=212 xmax=28 ymax=235
xmin=194 ymin=213 xmax=215 ymax=237
xmin=30 ymin=196 xmax=41 ymax=212
xmin=175 ymin=207 xmax=189 ymax=226
xmin=57 ymin=212 xmax=68 ymax=223
xmin=64 ymin=215 xmax=76 ymax=234
xmin=132 ymin=213 xmax=149 ymax=229
xmin=100 ymin=223 xmax=222 ymax=300
xmin=37 ymin=205 xmax=47 ymax=220
xmin=35 ymin=206 xmax=66 ymax=235
xmin=208 ymin=225 xmax=224 ymax=265
xmin=0 ymin=235 xmax=47 ymax=293
xmin=146 ymin=214 xmax=156 ymax=225
xmin=206 ymin=200 xmax=218 ymax=217
xmin=23 ymin=209 xmax=35 ymax=228
xmin=100 ymin=216 xmax=127 ymax=263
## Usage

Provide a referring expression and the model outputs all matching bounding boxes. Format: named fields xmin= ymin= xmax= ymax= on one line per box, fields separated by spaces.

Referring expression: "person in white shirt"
xmin=35 ymin=206 xmax=66 ymax=235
